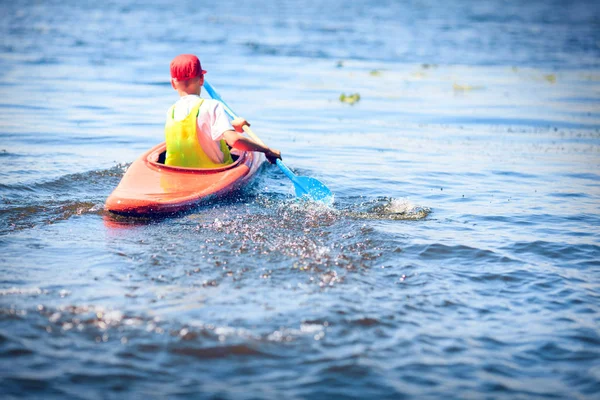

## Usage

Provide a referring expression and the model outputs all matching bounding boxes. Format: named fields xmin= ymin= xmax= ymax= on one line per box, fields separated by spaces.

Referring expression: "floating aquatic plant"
xmin=510 ymin=67 xmax=558 ymax=84
xmin=339 ymin=93 xmax=360 ymax=104
xmin=453 ymin=82 xmax=484 ymax=91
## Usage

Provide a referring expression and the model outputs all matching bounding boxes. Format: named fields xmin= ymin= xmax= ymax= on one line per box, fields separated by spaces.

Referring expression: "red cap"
xmin=170 ymin=54 xmax=207 ymax=81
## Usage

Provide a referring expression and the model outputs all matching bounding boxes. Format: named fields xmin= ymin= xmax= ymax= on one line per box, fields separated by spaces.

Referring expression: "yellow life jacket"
xmin=165 ymin=99 xmax=233 ymax=168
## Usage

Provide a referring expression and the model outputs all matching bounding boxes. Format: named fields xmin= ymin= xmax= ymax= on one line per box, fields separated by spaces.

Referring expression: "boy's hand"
xmin=232 ymin=117 xmax=249 ymax=133
xmin=266 ymin=149 xmax=281 ymax=164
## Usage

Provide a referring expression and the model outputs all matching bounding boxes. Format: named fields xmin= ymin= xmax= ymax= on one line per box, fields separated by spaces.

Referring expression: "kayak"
xmin=105 ymin=142 xmax=264 ymax=216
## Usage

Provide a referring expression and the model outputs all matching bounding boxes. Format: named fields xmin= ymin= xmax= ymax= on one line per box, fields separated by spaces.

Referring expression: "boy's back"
xmin=165 ymin=54 xmax=281 ymax=168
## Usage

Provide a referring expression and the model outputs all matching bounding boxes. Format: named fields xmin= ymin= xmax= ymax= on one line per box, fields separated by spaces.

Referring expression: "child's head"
xmin=170 ymin=54 xmax=207 ymax=95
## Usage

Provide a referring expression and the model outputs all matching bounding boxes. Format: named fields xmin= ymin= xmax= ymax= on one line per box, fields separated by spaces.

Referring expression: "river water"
xmin=1 ymin=0 xmax=599 ymax=398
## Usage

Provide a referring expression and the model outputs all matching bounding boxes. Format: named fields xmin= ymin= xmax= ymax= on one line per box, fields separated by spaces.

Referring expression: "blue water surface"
xmin=1 ymin=0 xmax=600 ymax=399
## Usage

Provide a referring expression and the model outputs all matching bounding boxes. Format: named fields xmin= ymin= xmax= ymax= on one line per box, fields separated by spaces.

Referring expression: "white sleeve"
xmin=210 ymin=101 xmax=233 ymax=141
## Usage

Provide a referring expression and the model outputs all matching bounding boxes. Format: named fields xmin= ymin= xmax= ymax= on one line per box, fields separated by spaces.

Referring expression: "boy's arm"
xmin=223 ymin=130 xmax=281 ymax=164
xmin=225 ymin=117 xmax=282 ymax=164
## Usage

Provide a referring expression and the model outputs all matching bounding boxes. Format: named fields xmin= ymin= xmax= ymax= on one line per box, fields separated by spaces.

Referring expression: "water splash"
xmin=346 ymin=197 xmax=431 ymax=220
xmin=183 ymin=195 xmax=428 ymax=279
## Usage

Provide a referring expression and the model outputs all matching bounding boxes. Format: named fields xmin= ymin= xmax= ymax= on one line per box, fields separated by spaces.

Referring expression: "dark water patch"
xmin=116 ymin=121 xmax=164 ymax=128
xmin=529 ymin=341 xmax=600 ymax=362
xmin=547 ymin=191 xmax=589 ymax=198
xmin=412 ymin=243 xmax=513 ymax=264
xmin=2 ymin=347 xmax=34 ymax=357
xmin=479 ymin=214 xmax=600 ymax=240
xmin=491 ymin=170 xmax=539 ymax=179
xmin=505 ymin=240 xmax=600 ymax=265
xmin=0 ymin=131 xmax=130 ymax=146
xmin=421 ymin=171 xmax=458 ymax=178
xmin=244 ymin=41 xmax=331 ymax=59
xmin=136 ymin=81 xmax=171 ymax=87
xmin=562 ymin=328 xmax=600 ymax=347
xmin=170 ymin=344 xmax=273 ymax=359
xmin=1 ymin=303 xmax=316 ymax=363
xmin=66 ymin=135 xmax=126 ymax=143
xmin=2 ymin=378 xmax=61 ymax=397
xmin=575 ymin=259 xmax=600 ymax=268
xmin=0 ymin=201 xmax=103 ymax=234
xmin=525 ymin=278 xmax=574 ymax=305
xmin=0 ymin=103 xmax=52 ymax=111
xmin=101 ymin=213 xmax=160 ymax=229
xmin=347 ymin=316 xmax=383 ymax=327
xmin=567 ymin=375 xmax=600 ymax=397
xmin=555 ymin=96 xmax=600 ymax=104
xmin=435 ymin=116 xmax=600 ymax=130
xmin=244 ymin=41 xmax=281 ymax=56
xmin=0 ymin=165 xmax=128 ymax=234
xmin=321 ymin=361 xmax=374 ymax=378
xmin=0 ymin=149 xmax=22 ymax=158
xmin=23 ymin=56 xmax=61 ymax=65
xmin=478 ymin=214 xmax=536 ymax=226
xmin=460 ymin=269 xmax=534 ymax=285
xmin=563 ymin=172 xmax=600 ymax=181
xmin=0 ymin=308 xmax=170 ymax=394
xmin=66 ymin=371 xmax=149 ymax=388
xmin=1 ymin=164 xmax=127 ymax=195
xmin=73 ymin=105 xmax=112 ymax=111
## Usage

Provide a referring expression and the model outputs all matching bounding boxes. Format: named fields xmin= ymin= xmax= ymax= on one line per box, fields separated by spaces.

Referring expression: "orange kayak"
xmin=105 ymin=143 xmax=264 ymax=216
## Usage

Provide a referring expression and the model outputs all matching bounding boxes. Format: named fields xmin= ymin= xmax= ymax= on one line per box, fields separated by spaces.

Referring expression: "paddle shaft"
xmin=203 ymin=82 xmax=269 ymax=145
xmin=202 ymin=80 xmax=333 ymax=203
xmin=239 ymin=122 xmax=301 ymax=185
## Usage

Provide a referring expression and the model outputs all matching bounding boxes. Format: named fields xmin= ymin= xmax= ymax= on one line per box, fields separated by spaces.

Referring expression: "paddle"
xmin=203 ymin=81 xmax=333 ymax=204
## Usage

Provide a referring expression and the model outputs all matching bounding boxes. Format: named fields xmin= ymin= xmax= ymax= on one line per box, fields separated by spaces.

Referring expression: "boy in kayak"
xmin=166 ymin=54 xmax=281 ymax=168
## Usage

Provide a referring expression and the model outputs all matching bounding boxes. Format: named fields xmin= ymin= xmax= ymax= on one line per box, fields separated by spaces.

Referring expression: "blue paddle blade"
xmin=293 ymin=176 xmax=334 ymax=204
xmin=274 ymin=159 xmax=333 ymax=204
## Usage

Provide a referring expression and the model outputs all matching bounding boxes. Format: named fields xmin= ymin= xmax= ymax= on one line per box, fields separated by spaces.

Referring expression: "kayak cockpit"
xmin=146 ymin=143 xmax=244 ymax=173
